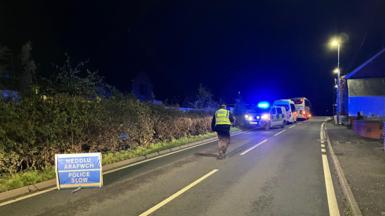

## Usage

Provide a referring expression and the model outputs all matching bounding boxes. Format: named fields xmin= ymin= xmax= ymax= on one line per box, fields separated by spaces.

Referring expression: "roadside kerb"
xmin=323 ymin=122 xmax=363 ymax=216
xmin=0 ymin=131 xmax=245 ymax=204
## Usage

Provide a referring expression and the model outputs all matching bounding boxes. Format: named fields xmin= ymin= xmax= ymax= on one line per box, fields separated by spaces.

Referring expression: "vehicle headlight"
xmin=244 ymin=114 xmax=254 ymax=121
xmin=261 ymin=113 xmax=270 ymax=121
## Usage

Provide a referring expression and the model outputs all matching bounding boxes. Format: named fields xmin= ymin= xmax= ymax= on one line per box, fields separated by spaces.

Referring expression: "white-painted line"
xmin=0 ymin=187 xmax=57 ymax=207
xmin=0 ymin=132 xmax=246 ymax=207
xmin=321 ymin=144 xmax=326 ymax=148
xmin=324 ymin=124 xmax=363 ymax=216
xmin=273 ymin=129 xmax=286 ymax=136
xmin=320 ymin=122 xmax=340 ymax=216
xmin=104 ymin=132 xmax=246 ymax=175
xmin=289 ymin=125 xmax=296 ymax=129
xmin=321 ymin=152 xmax=340 ymax=216
xmin=104 ymin=139 xmax=216 ymax=174
xmin=240 ymin=139 xmax=268 ymax=156
xmin=139 ymin=169 xmax=218 ymax=216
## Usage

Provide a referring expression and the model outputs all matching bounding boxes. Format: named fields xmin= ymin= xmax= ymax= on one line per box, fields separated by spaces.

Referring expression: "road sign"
xmin=55 ymin=153 xmax=103 ymax=189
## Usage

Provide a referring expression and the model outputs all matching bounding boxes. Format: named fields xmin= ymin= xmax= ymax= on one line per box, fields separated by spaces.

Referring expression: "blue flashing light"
xmin=257 ymin=101 xmax=270 ymax=109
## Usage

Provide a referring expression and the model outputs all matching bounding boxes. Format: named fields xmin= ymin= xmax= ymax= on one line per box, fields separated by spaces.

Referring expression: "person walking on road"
xmin=211 ymin=104 xmax=235 ymax=159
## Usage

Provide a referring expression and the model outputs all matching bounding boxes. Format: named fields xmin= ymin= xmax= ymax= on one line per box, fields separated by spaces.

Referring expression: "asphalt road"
xmin=1 ymin=117 xmax=336 ymax=216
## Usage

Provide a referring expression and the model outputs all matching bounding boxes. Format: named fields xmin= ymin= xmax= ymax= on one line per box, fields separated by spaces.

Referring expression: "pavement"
xmin=327 ymin=122 xmax=385 ymax=216
xmin=1 ymin=117 xmax=339 ymax=216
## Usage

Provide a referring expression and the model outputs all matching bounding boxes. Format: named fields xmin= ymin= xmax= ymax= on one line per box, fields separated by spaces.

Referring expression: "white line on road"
xmin=0 ymin=187 xmax=57 ymax=207
xmin=139 ymin=169 xmax=219 ymax=216
xmin=321 ymin=144 xmax=326 ymax=148
xmin=320 ymin=122 xmax=340 ymax=216
xmin=240 ymin=139 xmax=268 ymax=156
xmin=0 ymin=132 xmax=246 ymax=207
xmin=321 ymin=153 xmax=340 ymax=216
xmin=289 ymin=125 xmax=296 ymax=129
xmin=273 ymin=129 xmax=286 ymax=136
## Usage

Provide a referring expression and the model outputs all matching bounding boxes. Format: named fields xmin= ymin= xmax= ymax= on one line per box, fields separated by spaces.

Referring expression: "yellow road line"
xmin=139 ymin=169 xmax=219 ymax=216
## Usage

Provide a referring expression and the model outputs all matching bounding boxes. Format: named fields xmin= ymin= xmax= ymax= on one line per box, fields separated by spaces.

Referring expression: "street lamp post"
xmin=329 ymin=37 xmax=342 ymax=125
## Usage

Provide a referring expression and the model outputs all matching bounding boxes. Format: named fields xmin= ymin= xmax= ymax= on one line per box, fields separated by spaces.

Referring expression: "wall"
xmin=352 ymin=119 xmax=384 ymax=140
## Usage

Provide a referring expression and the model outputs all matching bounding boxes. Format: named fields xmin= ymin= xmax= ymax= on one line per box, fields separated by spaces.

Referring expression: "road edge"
xmin=0 ymin=131 xmax=244 ymax=204
xmin=323 ymin=122 xmax=363 ymax=216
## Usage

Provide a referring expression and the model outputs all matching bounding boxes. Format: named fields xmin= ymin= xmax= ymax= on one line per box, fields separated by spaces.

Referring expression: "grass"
xmin=0 ymin=128 xmax=240 ymax=193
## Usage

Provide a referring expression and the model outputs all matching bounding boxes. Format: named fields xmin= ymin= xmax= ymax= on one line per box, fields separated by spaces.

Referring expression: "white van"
xmin=243 ymin=105 xmax=286 ymax=130
xmin=273 ymin=99 xmax=297 ymax=124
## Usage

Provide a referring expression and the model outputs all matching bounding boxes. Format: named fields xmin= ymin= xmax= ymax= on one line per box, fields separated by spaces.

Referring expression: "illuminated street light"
xmin=329 ymin=37 xmax=341 ymax=49
xmin=333 ymin=67 xmax=340 ymax=74
xmin=328 ymin=35 xmax=343 ymax=125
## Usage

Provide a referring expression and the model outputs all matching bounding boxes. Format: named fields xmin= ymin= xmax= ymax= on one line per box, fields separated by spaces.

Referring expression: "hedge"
xmin=0 ymin=95 xmax=211 ymax=176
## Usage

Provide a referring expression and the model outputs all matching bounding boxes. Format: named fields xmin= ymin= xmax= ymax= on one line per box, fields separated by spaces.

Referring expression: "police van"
xmin=244 ymin=105 xmax=286 ymax=130
xmin=273 ymin=99 xmax=297 ymax=124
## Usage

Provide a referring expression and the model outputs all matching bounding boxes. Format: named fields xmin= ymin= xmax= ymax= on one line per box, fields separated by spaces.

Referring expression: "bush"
xmin=0 ymin=95 xmax=212 ymax=176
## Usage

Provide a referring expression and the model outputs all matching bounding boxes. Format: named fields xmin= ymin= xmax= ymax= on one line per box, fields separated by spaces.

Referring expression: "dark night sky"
xmin=1 ymin=0 xmax=385 ymax=114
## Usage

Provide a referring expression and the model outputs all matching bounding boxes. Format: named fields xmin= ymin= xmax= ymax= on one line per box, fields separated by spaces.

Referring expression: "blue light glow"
xmin=257 ymin=101 xmax=270 ymax=109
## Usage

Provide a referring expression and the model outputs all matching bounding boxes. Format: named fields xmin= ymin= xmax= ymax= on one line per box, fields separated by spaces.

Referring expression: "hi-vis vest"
xmin=215 ymin=109 xmax=231 ymax=126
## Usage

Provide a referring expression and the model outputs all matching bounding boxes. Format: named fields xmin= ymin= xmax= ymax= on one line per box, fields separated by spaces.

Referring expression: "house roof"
xmin=345 ymin=48 xmax=385 ymax=79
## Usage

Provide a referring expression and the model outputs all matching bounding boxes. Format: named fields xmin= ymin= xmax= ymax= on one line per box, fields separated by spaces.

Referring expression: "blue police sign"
xmin=55 ymin=153 xmax=103 ymax=189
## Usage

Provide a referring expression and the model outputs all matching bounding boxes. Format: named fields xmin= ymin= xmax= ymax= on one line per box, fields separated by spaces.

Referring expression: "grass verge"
xmin=0 ymin=128 xmax=239 ymax=193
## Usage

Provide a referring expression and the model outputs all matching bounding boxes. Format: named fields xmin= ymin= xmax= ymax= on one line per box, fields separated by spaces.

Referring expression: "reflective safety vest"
xmin=215 ymin=108 xmax=231 ymax=126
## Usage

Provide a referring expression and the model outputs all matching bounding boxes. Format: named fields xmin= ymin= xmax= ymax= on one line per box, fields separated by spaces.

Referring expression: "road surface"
xmin=1 ymin=117 xmax=340 ymax=216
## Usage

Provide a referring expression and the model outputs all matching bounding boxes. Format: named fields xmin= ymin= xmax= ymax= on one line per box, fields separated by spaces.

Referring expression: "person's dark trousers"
xmin=215 ymin=125 xmax=231 ymax=159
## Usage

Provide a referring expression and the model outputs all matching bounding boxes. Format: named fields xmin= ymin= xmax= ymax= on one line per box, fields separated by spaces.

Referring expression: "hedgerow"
xmin=0 ymin=95 xmax=211 ymax=176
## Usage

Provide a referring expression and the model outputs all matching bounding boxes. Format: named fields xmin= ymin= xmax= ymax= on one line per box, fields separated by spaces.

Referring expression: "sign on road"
xmin=55 ymin=153 xmax=103 ymax=189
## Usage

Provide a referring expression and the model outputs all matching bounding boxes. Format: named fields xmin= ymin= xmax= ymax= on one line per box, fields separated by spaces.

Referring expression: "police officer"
xmin=211 ymin=104 xmax=235 ymax=159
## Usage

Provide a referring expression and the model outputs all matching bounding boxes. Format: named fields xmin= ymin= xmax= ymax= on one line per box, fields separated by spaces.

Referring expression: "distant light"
xmin=333 ymin=68 xmax=340 ymax=74
xmin=334 ymin=84 xmax=338 ymax=88
xmin=257 ymin=101 xmax=270 ymax=109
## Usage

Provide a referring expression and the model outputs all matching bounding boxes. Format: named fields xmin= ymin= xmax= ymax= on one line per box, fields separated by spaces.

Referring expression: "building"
xmin=344 ymin=48 xmax=385 ymax=118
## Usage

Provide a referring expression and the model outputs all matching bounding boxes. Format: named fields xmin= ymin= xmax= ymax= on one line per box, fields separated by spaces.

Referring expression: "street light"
xmin=329 ymin=36 xmax=342 ymax=124
xmin=333 ymin=67 xmax=340 ymax=74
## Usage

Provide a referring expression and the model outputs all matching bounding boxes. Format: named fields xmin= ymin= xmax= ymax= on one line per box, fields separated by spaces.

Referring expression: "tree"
xmin=193 ymin=84 xmax=218 ymax=110
xmin=49 ymin=53 xmax=103 ymax=97
xmin=18 ymin=41 xmax=37 ymax=96
xmin=0 ymin=44 xmax=12 ymax=89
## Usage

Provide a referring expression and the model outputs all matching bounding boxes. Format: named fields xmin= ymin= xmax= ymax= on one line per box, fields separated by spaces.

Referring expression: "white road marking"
xmin=273 ymin=129 xmax=286 ymax=136
xmin=289 ymin=125 xmax=296 ymax=129
xmin=240 ymin=139 xmax=268 ymax=156
xmin=0 ymin=132 xmax=246 ymax=207
xmin=320 ymin=122 xmax=340 ymax=216
xmin=139 ymin=169 xmax=219 ymax=216
xmin=0 ymin=187 xmax=57 ymax=207
xmin=321 ymin=144 xmax=326 ymax=148
xmin=321 ymin=152 xmax=340 ymax=216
